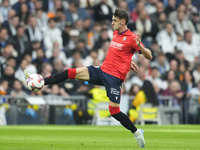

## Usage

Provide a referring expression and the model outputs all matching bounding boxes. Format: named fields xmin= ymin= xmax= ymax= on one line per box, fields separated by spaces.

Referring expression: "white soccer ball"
xmin=26 ymin=74 xmax=44 ymax=92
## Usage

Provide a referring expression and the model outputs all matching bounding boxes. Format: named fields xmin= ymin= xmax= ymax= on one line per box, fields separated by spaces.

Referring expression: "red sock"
xmin=68 ymin=69 xmax=76 ymax=79
xmin=109 ymin=106 xmax=120 ymax=115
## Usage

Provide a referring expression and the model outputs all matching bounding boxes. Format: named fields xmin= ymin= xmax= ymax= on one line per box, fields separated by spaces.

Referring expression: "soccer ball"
xmin=26 ymin=74 xmax=44 ymax=92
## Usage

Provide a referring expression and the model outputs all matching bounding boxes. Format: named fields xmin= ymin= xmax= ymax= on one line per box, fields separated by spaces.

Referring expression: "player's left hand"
xmin=135 ymin=34 xmax=141 ymax=47
xmin=131 ymin=62 xmax=139 ymax=73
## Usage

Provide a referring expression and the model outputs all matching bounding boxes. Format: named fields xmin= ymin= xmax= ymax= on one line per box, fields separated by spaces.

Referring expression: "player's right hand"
xmin=135 ymin=33 xmax=142 ymax=47
xmin=24 ymin=70 xmax=30 ymax=80
xmin=131 ymin=62 xmax=139 ymax=73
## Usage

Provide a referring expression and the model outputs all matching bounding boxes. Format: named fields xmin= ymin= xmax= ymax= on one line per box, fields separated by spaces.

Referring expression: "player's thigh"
xmin=105 ymin=84 xmax=121 ymax=105
xmin=75 ymin=67 xmax=90 ymax=81
xmin=86 ymin=65 xmax=103 ymax=85
xmin=102 ymin=73 xmax=122 ymax=105
xmin=109 ymin=100 xmax=120 ymax=107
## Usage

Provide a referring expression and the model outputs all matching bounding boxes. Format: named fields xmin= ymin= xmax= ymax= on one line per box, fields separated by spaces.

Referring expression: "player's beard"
xmin=113 ymin=24 xmax=121 ymax=31
xmin=113 ymin=26 xmax=118 ymax=31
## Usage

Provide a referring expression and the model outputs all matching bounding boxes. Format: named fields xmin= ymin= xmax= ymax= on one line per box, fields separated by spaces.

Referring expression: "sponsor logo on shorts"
xmin=111 ymin=88 xmax=120 ymax=95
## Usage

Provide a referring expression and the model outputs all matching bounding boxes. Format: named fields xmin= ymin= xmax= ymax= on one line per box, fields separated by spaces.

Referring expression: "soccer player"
xmin=25 ymin=8 xmax=152 ymax=148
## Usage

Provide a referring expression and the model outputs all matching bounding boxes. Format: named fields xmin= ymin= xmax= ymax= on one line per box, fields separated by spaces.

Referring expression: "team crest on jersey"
xmin=123 ymin=36 xmax=127 ymax=41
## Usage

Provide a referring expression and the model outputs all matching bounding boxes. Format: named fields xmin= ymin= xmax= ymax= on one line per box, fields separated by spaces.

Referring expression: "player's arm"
xmin=135 ymin=34 xmax=152 ymax=60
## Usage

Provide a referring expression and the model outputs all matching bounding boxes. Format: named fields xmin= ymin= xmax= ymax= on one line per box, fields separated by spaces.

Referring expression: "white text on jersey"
xmin=110 ymin=41 xmax=124 ymax=50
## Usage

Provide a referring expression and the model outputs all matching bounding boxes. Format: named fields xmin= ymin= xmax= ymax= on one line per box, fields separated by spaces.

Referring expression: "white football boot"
xmin=134 ymin=129 xmax=145 ymax=148
xmin=24 ymin=70 xmax=30 ymax=80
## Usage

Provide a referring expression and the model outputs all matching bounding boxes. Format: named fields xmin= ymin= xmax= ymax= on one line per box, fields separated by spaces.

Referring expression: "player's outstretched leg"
xmin=109 ymin=105 xmax=145 ymax=148
xmin=44 ymin=68 xmax=76 ymax=85
xmin=24 ymin=69 xmax=75 ymax=85
xmin=24 ymin=67 xmax=90 ymax=86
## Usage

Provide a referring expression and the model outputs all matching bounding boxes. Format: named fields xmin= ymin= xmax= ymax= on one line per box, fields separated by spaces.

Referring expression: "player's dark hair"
xmin=114 ymin=8 xmax=129 ymax=25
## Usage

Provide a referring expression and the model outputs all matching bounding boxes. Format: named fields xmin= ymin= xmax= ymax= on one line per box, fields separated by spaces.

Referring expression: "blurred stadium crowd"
xmin=0 ymin=0 xmax=200 ymax=123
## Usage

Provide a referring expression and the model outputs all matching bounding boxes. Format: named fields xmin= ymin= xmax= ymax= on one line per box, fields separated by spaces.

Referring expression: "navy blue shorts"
xmin=87 ymin=65 xmax=122 ymax=104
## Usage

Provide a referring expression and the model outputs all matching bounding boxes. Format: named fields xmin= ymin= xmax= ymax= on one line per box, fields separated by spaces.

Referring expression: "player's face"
xmin=112 ymin=16 xmax=123 ymax=31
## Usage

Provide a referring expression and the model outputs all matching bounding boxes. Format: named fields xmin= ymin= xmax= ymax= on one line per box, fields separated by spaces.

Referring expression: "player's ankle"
xmin=133 ymin=129 xmax=140 ymax=136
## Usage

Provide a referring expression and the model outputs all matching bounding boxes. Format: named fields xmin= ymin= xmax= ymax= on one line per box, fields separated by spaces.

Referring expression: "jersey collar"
xmin=118 ymin=29 xmax=129 ymax=35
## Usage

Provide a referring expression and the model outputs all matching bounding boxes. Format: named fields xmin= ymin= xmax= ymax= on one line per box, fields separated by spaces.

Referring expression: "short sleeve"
xmin=132 ymin=37 xmax=145 ymax=54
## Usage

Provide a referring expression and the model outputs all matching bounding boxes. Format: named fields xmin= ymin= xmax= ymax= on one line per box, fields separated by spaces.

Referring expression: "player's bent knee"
xmin=109 ymin=106 xmax=120 ymax=115
xmin=75 ymin=67 xmax=90 ymax=81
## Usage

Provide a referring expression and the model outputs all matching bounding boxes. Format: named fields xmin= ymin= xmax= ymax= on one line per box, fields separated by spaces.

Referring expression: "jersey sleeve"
xmin=132 ymin=37 xmax=145 ymax=54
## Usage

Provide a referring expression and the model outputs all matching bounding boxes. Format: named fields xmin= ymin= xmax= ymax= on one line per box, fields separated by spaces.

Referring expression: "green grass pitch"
xmin=0 ymin=125 xmax=200 ymax=150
